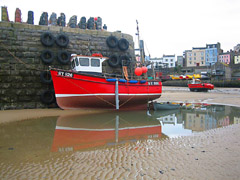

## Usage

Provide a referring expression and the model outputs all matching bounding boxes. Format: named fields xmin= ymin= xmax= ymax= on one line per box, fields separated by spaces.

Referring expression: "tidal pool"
xmin=0 ymin=104 xmax=239 ymax=179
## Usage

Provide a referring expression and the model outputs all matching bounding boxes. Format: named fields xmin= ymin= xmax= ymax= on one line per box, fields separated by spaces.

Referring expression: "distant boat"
xmin=151 ymin=102 xmax=181 ymax=111
xmin=188 ymin=79 xmax=214 ymax=92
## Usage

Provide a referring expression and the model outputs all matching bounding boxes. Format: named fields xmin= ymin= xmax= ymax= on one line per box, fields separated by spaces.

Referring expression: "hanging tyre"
xmin=119 ymin=55 xmax=131 ymax=66
xmin=106 ymin=36 xmax=118 ymax=48
xmin=55 ymin=34 xmax=69 ymax=47
xmin=40 ymin=90 xmax=55 ymax=105
xmin=40 ymin=71 xmax=52 ymax=84
xmin=40 ymin=50 xmax=54 ymax=64
xmin=57 ymin=50 xmax=70 ymax=64
xmin=40 ymin=32 xmax=55 ymax=47
xmin=118 ymin=38 xmax=129 ymax=51
xmin=108 ymin=54 xmax=120 ymax=68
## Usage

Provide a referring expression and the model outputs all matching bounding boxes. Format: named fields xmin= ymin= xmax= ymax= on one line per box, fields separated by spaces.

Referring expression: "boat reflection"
xmin=51 ymin=111 xmax=165 ymax=153
xmin=51 ymin=104 xmax=240 ymax=152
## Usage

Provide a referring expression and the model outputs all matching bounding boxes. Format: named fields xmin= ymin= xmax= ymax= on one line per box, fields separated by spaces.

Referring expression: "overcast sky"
xmin=1 ymin=0 xmax=240 ymax=57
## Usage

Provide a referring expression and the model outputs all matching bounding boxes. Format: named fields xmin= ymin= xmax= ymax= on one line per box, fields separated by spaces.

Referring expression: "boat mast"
xmin=136 ymin=20 xmax=145 ymax=64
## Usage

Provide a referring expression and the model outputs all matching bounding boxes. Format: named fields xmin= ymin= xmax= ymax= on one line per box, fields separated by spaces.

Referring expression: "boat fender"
xmin=140 ymin=80 xmax=147 ymax=84
xmin=40 ymin=32 xmax=55 ymax=47
xmin=118 ymin=38 xmax=129 ymax=51
xmin=129 ymin=80 xmax=138 ymax=84
xmin=57 ymin=50 xmax=71 ymax=64
xmin=107 ymin=54 xmax=120 ymax=68
xmin=40 ymin=90 xmax=55 ymax=105
xmin=55 ymin=33 xmax=69 ymax=47
xmin=40 ymin=71 xmax=52 ymax=84
xmin=119 ymin=55 xmax=131 ymax=66
xmin=40 ymin=50 xmax=54 ymax=64
xmin=106 ymin=36 xmax=118 ymax=48
xmin=106 ymin=79 xmax=117 ymax=82
xmin=119 ymin=79 xmax=127 ymax=83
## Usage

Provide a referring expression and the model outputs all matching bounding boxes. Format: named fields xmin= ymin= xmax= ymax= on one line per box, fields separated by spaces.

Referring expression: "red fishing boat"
xmin=188 ymin=79 xmax=214 ymax=92
xmin=50 ymin=21 xmax=162 ymax=110
xmin=50 ymin=55 xmax=162 ymax=109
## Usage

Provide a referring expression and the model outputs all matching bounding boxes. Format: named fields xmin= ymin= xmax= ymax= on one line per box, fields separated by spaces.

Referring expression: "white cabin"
xmin=70 ymin=54 xmax=108 ymax=75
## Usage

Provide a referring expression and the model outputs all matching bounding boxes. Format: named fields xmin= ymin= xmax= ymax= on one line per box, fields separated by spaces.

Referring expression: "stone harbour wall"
xmin=0 ymin=21 xmax=135 ymax=110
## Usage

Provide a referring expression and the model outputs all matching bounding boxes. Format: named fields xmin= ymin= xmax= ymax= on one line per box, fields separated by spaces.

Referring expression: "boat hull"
xmin=188 ymin=83 xmax=214 ymax=92
xmin=50 ymin=70 xmax=162 ymax=109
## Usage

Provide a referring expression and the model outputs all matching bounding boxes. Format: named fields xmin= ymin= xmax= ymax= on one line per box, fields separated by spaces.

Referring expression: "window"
xmin=80 ymin=58 xmax=89 ymax=66
xmin=189 ymin=57 xmax=192 ymax=60
xmin=71 ymin=59 xmax=75 ymax=68
xmin=194 ymin=57 xmax=196 ymax=60
xmin=194 ymin=53 xmax=196 ymax=56
xmin=91 ymin=58 xmax=100 ymax=67
xmin=75 ymin=57 xmax=79 ymax=66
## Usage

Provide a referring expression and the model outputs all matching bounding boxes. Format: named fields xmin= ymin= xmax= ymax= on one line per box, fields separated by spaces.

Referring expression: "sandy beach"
xmin=1 ymin=86 xmax=240 ymax=180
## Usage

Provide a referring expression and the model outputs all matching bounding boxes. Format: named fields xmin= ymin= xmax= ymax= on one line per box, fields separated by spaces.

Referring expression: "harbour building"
xmin=205 ymin=43 xmax=222 ymax=66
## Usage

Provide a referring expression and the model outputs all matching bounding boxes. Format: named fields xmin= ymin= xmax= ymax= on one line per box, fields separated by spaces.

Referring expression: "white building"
xmin=162 ymin=55 xmax=176 ymax=68
xmin=149 ymin=57 xmax=163 ymax=68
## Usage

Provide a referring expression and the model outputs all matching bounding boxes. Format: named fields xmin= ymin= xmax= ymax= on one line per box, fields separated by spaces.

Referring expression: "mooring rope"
xmin=0 ymin=42 xmax=43 ymax=71
xmin=1 ymin=41 xmax=139 ymax=108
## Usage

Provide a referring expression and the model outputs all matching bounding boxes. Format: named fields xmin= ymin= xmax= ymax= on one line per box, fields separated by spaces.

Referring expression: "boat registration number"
xmin=58 ymin=71 xmax=73 ymax=77
xmin=148 ymin=82 xmax=159 ymax=85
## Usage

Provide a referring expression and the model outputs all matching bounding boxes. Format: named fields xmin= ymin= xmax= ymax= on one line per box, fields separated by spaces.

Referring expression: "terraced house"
xmin=185 ymin=47 xmax=205 ymax=67
xmin=185 ymin=42 xmax=222 ymax=67
xmin=205 ymin=43 xmax=222 ymax=66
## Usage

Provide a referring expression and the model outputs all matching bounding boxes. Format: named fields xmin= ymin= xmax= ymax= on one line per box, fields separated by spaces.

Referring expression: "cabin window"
xmin=71 ymin=59 xmax=75 ymax=68
xmin=79 ymin=58 xmax=89 ymax=66
xmin=91 ymin=58 xmax=100 ymax=67
xmin=75 ymin=57 xmax=79 ymax=66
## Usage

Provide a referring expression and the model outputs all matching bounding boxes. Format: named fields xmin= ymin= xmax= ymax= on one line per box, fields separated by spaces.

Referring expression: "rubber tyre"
xmin=106 ymin=36 xmax=118 ymax=48
xmin=57 ymin=50 xmax=70 ymax=65
xmin=118 ymin=38 xmax=129 ymax=51
xmin=119 ymin=55 xmax=131 ymax=66
xmin=55 ymin=34 xmax=69 ymax=47
xmin=40 ymin=71 xmax=52 ymax=84
xmin=40 ymin=50 xmax=54 ymax=64
xmin=40 ymin=32 xmax=55 ymax=47
xmin=108 ymin=54 xmax=120 ymax=68
xmin=40 ymin=90 xmax=55 ymax=105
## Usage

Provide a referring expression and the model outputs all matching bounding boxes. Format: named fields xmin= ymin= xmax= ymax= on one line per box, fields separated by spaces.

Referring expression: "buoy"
xmin=142 ymin=66 xmax=148 ymax=73
xmin=135 ymin=67 xmax=142 ymax=76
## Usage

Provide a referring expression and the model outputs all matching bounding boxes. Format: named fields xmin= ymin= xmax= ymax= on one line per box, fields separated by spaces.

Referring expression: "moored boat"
xmin=188 ymin=79 xmax=214 ymax=92
xmin=50 ymin=59 xmax=162 ymax=109
xmin=151 ymin=101 xmax=181 ymax=111
xmin=50 ymin=22 xmax=162 ymax=110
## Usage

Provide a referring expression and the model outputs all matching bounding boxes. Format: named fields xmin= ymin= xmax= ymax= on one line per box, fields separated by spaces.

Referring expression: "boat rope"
xmin=0 ymin=42 xmax=142 ymax=109
xmin=60 ymin=76 xmax=117 ymax=107
xmin=0 ymin=42 xmax=43 ymax=71
xmin=61 ymin=75 xmax=139 ymax=108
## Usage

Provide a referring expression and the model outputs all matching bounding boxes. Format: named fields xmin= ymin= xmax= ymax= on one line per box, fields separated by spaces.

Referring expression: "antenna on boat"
xmin=136 ymin=20 xmax=145 ymax=64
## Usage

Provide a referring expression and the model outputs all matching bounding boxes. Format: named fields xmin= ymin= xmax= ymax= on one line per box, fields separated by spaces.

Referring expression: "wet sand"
xmin=1 ymin=87 xmax=240 ymax=179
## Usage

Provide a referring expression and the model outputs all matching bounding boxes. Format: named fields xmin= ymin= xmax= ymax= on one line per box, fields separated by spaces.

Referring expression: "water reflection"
xmin=51 ymin=111 xmax=164 ymax=152
xmin=155 ymin=104 xmax=240 ymax=137
xmin=51 ymin=104 xmax=240 ymax=152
